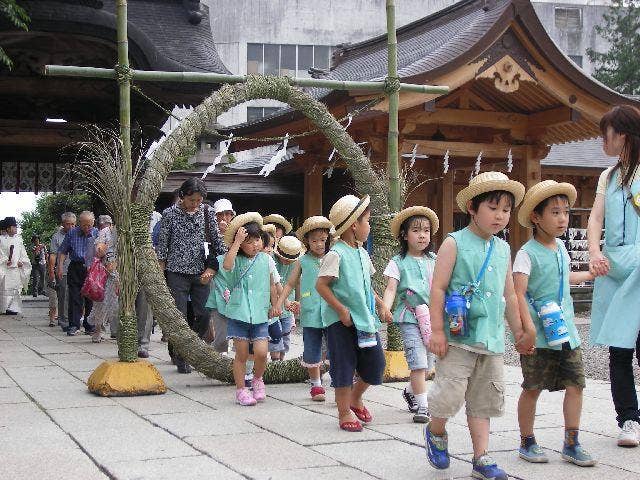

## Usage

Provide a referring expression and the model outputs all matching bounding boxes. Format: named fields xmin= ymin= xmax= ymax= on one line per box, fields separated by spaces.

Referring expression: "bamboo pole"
xmin=43 ymin=65 xmax=449 ymax=95
xmin=386 ymin=0 xmax=401 ymax=212
xmin=115 ymin=0 xmax=138 ymax=362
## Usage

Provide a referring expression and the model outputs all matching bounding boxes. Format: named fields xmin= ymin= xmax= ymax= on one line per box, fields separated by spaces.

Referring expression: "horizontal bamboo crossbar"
xmin=43 ymin=65 xmax=449 ymax=95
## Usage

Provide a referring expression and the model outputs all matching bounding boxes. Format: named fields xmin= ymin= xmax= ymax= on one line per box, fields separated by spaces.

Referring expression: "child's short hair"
xmin=238 ymin=221 xmax=263 ymax=257
xmin=470 ymin=190 xmax=516 ymax=213
xmin=260 ymin=230 xmax=272 ymax=247
xmin=357 ymin=206 xmax=371 ymax=221
xmin=398 ymin=215 xmax=433 ymax=258
xmin=303 ymin=227 xmax=332 ymax=254
xmin=532 ymin=194 xmax=570 ymax=216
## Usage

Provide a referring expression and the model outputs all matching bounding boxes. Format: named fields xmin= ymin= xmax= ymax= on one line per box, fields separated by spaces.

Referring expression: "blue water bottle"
xmin=537 ymin=301 xmax=569 ymax=346
xmin=445 ymin=291 xmax=469 ymax=338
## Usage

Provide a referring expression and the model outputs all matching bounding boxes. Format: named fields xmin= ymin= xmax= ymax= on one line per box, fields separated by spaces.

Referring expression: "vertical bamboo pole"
xmin=115 ymin=0 xmax=138 ymax=362
xmin=385 ymin=0 xmax=404 ymax=352
xmin=386 ymin=0 xmax=401 ymax=212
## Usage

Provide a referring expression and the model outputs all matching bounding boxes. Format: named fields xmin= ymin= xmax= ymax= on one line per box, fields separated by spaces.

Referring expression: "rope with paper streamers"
xmin=201 ymin=133 xmax=233 ymax=180
xmin=259 ymin=134 xmax=290 ymax=177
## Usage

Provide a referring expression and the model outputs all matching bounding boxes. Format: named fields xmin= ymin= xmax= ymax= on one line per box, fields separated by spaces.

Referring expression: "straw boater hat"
xmin=390 ymin=206 xmax=440 ymax=239
xmin=456 ymin=171 xmax=525 ymax=213
xmin=274 ymin=235 xmax=303 ymax=261
xmin=262 ymin=223 xmax=277 ymax=238
xmin=262 ymin=214 xmax=292 ymax=234
xmin=329 ymin=194 xmax=371 ymax=237
xmin=296 ymin=216 xmax=334 ymax=241
xmin=517 ymin=180 xmax=577 ymax=228
xmin=223 ymin=212 xmax=263 ymax=246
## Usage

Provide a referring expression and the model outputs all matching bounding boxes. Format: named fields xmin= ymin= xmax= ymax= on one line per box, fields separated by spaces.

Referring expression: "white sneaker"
xmin=618 ymin=420 xmax=640 ymax=447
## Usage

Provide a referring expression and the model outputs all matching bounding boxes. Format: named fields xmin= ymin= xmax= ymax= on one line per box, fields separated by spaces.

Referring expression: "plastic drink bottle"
xmin=445 ymin=291 xmax=469 ymax=337
xmin=414 ymin=304 xmax=432 ymax=346
xmin=538 ymin=301 xmax=570 ymax=346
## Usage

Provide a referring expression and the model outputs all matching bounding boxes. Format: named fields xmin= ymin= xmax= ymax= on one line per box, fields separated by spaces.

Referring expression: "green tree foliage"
xmin=20 ymin=192 xmax=93 ymax=251
xmin=0 ymin=0 xmax=29 ymax=70
xmin=587 ymin=0 xmax=640 ymax=95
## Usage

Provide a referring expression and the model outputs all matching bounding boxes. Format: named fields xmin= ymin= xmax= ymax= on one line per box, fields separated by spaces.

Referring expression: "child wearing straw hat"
xmin=218 ymin=212 xmax=281 ymax=406
xmin=269 ymin=235 xmax=304 ymax=361
xmin=262 ymin=214 xmax=293 ymax=243
xmin=316 ymin=195 xmax=393 ymax=432
xmin=276 ymin=216 xmax=334 ymax=401
xmin=424 ymin=172 xmax=536 ymax=479
xmin=382 ymin=206 xmax=439 ymax=424
xmin=513 ymin=180 xmax=596 ymax=467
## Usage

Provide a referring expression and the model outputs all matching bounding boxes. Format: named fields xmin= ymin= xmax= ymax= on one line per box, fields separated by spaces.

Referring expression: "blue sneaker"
xmin=562 ymin=443 xmax=596 ymax=467
xmin=518 ymin=443 xmax=548 ymax=463
xmin=424 ymin=423 xmax=450 ymax=469
xmin=472 ymin=454 xmax=507 ymax=480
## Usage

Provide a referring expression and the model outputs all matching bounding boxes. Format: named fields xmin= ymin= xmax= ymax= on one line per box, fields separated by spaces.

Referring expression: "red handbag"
xmin=81 ymin=258 xmax=108 ymax=302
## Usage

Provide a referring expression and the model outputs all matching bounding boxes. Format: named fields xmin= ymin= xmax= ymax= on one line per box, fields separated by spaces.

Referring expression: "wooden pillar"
xmin=440 ymin=169 xmax=454 ymax=244
xmin=304 ymin=163 xmax=323 ymax=217
xmin=511 ymin=144 xmax=546 ymax=252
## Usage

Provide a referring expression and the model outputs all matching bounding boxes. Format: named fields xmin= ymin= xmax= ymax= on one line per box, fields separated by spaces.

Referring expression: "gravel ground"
xmin=504 ymin=322 xmax=640 ymax=383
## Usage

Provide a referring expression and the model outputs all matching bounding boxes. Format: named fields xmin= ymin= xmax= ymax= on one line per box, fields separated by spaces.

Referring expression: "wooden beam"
xmin=408 ymin=108 xmax=528 ymax=131
xmin=304 ymin=163 xmax=323 ymax=217
xmin=529 ymin=106 xmax=580 ymax=129
xmin=402 ymin=139 xmax=526 ymax=159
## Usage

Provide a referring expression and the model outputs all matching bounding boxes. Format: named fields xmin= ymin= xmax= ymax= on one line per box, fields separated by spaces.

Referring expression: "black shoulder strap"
xmin=204 ymin=206 xmax=213 ymax=244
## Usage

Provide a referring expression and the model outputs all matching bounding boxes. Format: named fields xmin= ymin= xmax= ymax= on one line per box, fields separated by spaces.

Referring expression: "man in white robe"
xmin=0 ymin=217 xmax=32 ymax=315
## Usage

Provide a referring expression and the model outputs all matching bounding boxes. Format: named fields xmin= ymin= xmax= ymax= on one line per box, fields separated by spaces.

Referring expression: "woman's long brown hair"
xmin=600 ymin=105 xmax=640 ymax=187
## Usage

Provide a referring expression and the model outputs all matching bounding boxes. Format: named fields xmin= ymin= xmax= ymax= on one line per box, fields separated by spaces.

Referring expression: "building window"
xmin=568 ymin=54 xmax=583 ymax=67
xmin=555 ymin=7 xmax=582 ymax=30
xmin=247 ymin=106 xmax=283 ymax=122
xmin=246 ymin=43 xmax=333 ymax=77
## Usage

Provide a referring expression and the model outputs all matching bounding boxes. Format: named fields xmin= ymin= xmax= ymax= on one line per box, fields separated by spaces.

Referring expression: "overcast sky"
xmin=0 ymin=192 xmax=39 ymax=227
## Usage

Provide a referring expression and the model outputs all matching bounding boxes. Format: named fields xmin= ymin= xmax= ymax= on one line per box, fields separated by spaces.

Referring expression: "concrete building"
xmin=204 ymin=0 xmax=614 ymax=126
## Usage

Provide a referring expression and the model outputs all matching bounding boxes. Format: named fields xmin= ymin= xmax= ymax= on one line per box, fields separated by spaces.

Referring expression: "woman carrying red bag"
xmin=86 ymin=215 xmax=119 ymax=343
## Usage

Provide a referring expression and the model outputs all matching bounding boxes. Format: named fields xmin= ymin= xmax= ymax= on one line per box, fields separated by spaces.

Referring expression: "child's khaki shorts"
xmin=427 ymin=345 xmax=505 ymax=418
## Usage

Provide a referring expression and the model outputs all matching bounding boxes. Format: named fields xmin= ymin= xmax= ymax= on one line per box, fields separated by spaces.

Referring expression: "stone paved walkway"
xmin=1 ymin=299 xmax=639 ymax=479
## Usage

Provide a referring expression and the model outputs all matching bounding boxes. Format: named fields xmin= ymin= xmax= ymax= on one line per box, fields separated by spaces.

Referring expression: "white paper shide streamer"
xmin=259 ymin=134 xmax=290 ymax=177
xmin=201 ymin=133 xmax=233 ymax=180
xmin=325 ymin=115 xmax=354 ymax=178
xmin=443 ymin=150 xmax=450 ymax=174
xmin=507 ymin=148 xmax=513 ymax=173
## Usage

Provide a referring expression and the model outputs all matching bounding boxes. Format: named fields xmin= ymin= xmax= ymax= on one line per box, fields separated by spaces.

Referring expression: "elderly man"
xmin=49 ymin=212 xmax=76 ymax=331
xmin=57 ymin=211 xmax=98 ymax=336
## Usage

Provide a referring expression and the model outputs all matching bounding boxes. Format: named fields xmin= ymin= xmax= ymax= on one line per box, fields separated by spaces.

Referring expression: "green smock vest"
xmin=446 ymin=227 xmax=510 ymax=353
xmin=322 ymin=240 xmax=380 ymax=333
xmin=205 ymin=254 xmax=228 ymax=316
xmin=591 ymin=169 xmax=640 ymax=347
xmin=275 ymin=257 xmax=295 ymax=320
xmin=299 ymin=252 xmax=325 ymax=328
xmin=521 ymin=238 xmax=580 ymax=350
xmin=219 ymin=252 xmax=271 ymax=324
xmin=391 ymin=252 xmax=436 ymax=324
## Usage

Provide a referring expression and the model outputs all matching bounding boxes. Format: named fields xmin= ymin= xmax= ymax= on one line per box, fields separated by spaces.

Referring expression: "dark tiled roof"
xmin=542 ymin=138 xmax=616 ymax=169
xmin=323 ymin=0 xmax=509 ymax=85
xmin=17 ymin=0 xmax=229 ymax=73
xmin=226 ymin=145 xmax=303 ymax=172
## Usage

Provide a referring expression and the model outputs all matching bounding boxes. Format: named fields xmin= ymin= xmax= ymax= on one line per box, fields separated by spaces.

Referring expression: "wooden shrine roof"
xmin=226 ymin=0 xmax=639 ymax=148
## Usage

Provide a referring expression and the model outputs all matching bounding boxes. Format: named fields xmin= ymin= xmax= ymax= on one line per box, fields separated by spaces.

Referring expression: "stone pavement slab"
xmin=105 ymin=455 xmax=245 ymax=480
xmin=144 ymin=410 xmax=261 ymax=438
xmin=186 ymin=431 xmax=339 ymax=479
xmin=313 ymin=439 xmax=472 ymax=479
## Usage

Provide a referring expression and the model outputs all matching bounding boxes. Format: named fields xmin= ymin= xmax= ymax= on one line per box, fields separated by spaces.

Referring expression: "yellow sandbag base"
xmin=383 ymin=350 xmax=410 ymax=382
xmin=87 ymin=360 xmax=167 ymax=397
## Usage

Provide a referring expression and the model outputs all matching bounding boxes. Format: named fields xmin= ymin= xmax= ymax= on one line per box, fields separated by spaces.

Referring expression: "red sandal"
xmin=339 ymin=420 xmax=363 ymax=432
xmin=350 ymin=405 xmax=373 ymax=423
